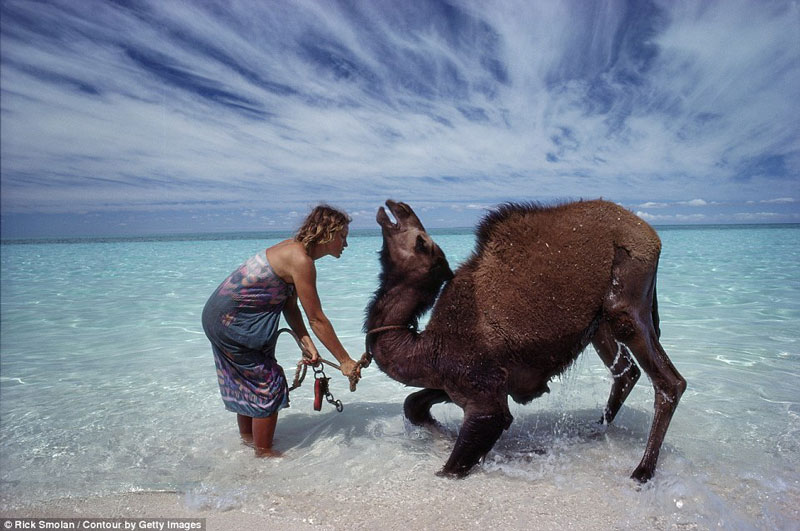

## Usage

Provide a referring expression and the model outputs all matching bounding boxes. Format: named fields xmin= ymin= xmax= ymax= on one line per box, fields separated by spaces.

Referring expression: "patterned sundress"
xmin=202 ymin=251 xmax=294 ymax=417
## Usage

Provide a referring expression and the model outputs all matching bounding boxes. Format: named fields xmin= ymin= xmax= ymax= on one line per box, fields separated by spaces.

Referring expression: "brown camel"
xmin=365 ymin=199 xmax=686 ymax=482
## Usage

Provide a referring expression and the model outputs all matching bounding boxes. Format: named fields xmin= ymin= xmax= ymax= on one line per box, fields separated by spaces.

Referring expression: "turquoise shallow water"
xmin=1 ymin=225 xmax=798 ymax=528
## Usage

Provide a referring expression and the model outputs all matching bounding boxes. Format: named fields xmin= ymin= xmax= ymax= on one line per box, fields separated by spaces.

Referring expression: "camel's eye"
xmin=415 ymin=234 xmax=428 ymax=254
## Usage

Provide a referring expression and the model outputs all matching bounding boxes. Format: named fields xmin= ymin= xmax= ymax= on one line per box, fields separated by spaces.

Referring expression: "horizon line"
xmin=3 ymin=221 xmax=799 ymax=245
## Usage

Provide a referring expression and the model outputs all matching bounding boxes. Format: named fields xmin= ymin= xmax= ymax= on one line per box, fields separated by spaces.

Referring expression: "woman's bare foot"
xmin=254 ymin=447 xmax=283 ymax=458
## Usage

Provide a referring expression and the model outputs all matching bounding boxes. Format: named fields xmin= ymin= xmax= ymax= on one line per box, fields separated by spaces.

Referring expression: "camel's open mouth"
xmin=377 ymin=200 xmax=401 ymax=230
xmin=384 ymin=200 xmax=400 ymax=226
xmin=377 ymin=199 xmax=426 ymax=232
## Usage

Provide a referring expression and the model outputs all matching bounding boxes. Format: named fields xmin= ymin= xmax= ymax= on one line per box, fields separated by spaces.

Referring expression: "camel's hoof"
xmin=631 ymin=465 xmax=654 ymax=484
xmin=436 ymin=467 xmax=468 ymax=479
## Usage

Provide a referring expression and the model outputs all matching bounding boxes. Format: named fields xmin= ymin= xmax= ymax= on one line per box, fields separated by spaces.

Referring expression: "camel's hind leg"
xmin=404 ymin=388 xmax=451 ymax=426
xmin=607 ymin=249 xmax=686 ymax=483
xmin=592 ymin=322 xmax=641 ymax=424
xmin=619 ymin=326 xmax=685 ymax=482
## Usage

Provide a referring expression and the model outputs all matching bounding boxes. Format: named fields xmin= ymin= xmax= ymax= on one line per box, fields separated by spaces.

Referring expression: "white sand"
xmin=0 ymin=480 xmax=676 ymax=531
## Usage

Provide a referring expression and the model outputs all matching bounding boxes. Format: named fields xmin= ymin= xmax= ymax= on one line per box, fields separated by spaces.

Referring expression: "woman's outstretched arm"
xmin=285 ymin=249 xmax=359 ymax=378
xmin=282 ymin=292 xmax=319 ymax=364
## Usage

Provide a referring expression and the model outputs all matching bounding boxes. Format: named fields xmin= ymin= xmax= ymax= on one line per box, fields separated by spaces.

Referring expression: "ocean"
xmin=1 ymin=225 xmax=798 ymax=529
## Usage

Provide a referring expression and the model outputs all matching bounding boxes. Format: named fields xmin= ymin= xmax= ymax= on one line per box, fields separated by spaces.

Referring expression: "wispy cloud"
xmin=759 ymin=197 xmax=795 ymax=204
xmin=682 ymin=199 xmax=706 ymax=207
xmin=637 ymin=211 xmax=709 ymax=223
xmin=1 ymin=0 xmax=798 ymax=236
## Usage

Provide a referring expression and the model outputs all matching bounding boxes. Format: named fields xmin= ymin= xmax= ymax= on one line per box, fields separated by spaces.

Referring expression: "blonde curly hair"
xmin=294 ymin=205 xmax=352 ymax=249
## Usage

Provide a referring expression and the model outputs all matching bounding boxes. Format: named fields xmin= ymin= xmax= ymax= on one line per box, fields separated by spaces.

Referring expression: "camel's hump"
xmin=458 ymin=199 xmax=661 ymax=346
xmin=474 ymin=199 xmax=660 ymax=261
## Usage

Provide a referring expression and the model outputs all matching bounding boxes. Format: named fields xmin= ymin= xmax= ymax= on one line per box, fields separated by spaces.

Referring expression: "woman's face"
xmin=329 ymin=225 xmax=349 ymax=258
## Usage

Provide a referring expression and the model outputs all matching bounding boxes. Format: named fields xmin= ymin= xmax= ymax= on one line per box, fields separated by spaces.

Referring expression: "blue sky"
xmin=1 ymin=0 xmax=798 ymax=238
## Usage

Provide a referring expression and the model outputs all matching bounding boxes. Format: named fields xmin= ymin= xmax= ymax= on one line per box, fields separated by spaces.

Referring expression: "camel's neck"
xmin=366 ymin=282 xmax=439 ymax=387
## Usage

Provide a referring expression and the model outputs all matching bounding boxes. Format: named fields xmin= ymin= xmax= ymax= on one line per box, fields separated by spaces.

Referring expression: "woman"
xmin=202 ymin=205 xmax=360 ymax=456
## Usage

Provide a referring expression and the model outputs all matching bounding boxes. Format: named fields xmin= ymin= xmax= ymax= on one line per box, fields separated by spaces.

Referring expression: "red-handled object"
xmin=314 ymin=377 xmax=329 ymax=411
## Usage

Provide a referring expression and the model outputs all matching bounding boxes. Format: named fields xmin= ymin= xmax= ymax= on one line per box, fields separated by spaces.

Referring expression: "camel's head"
xmin=376 ymin=200 xmax=454 ymax=287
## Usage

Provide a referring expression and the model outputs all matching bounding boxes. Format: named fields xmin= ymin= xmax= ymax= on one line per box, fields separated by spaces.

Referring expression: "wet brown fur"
xmin=366 ymin=199 xmax=685 ymax=481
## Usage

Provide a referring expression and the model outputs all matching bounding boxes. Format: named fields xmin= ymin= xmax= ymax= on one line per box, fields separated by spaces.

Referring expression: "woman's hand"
xmin=339 ymin=357 xmax=361 ymax=380
xmin=301 ymin=344 xmax=320 ymax=366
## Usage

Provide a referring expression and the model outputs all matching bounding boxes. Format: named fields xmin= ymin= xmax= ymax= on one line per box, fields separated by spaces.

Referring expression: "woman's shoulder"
xmin=269 ymin=239 xmax=310 ymax=260
xmin=267 ymin=240 xmax=314 ymax=277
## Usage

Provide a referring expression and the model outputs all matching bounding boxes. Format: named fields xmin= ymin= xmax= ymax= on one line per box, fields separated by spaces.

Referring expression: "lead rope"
xmin=275 ymin=324 xmax=411 ymax=412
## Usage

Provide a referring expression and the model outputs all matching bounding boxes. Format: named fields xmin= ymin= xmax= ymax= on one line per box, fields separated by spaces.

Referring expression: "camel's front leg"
xmin=438 ymin=402 xmax=512 ymax=478
xmin=404 ymin=388 xmax=452 ymax=426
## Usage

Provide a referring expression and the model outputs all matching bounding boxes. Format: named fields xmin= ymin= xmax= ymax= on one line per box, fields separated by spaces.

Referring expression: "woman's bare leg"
xmin=237 ymin=414 xmax=254 ymax=446
xmin=253 ymin=412 xmax=281 ymax=457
